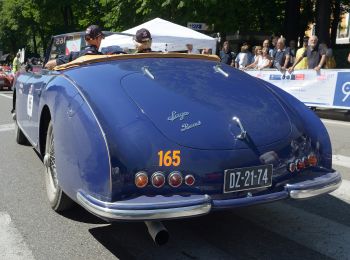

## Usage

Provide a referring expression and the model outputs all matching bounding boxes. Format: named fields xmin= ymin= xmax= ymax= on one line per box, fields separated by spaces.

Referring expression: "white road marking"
xmin=0 ymin=123 xmax=15 ymax=132
xmin=333 ymin=154 xmax=350 ymax=169
xmin=331 ymin=179 xmax=350 ymax=204
xmin=236 ymin=200 xmax=350 ymax=259
xmin=321 ymin=118 xmax=350 ymax=127
xmin=235 ymin=179 xmax=350 ymax=259
xmin=0 ymin=93 xmax=12 ymax=99
xmin=0 ymin=212 xmax=35 ymax=259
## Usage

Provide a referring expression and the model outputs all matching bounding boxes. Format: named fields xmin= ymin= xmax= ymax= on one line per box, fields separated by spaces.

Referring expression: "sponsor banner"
xmin=246 ymin=69 xmax=350 ymax=109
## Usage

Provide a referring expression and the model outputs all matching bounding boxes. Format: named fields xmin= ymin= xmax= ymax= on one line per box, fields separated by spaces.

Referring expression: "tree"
xmin=0 ymin=0 xmax=349 ymax=58
xmin=315 ymin=0 xmax=332 ymax=45
xmin=284 ymin=0 xmax=301 ymax=43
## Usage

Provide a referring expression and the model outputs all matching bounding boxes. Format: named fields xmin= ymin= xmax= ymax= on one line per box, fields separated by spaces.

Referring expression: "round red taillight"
xmin=308 ymin=154 xmax=317 ymax=166
xmin=135 ymin=172 xmax=148 ymax=188
xmin=168 ymin=171 xmax=183 ymax=188
xmin=288 ymin=162 xmax=296 ymax=173
xmin=302 ymin=156 xmax=309 ymax=167
xmin=296 ymin=159 xmax=305 ymax=171
xmin=185 ymin=175 xmax=195 ymax=186
xmin=151 ymin=171 xmax=165 ymax=188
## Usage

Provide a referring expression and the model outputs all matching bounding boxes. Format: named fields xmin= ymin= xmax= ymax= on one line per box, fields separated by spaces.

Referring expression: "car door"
xmin=15 ymin=72 xmax=33 ymax=137
xmin=24 ymin=68 xmax=53 ymax=146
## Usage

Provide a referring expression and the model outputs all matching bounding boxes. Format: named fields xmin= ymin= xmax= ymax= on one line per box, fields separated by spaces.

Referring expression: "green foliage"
xmin=0 ymin=0 xmax=348 ymax=57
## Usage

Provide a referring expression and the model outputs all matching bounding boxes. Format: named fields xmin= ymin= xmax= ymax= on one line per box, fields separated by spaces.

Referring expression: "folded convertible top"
xmin=54 ymin=53 xmax=220 ymax=71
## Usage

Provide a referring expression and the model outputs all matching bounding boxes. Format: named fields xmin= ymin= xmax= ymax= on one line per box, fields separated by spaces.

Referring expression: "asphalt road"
xmin=0 ymin=90 xmax=349 ymax=260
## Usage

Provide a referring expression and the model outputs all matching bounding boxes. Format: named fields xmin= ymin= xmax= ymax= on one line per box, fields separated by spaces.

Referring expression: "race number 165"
xmin=158 ymin=150 xmax=181 ymax=167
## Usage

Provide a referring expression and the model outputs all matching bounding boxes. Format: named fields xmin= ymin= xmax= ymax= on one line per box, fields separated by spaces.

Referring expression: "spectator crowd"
xmin=218 ymin=35 xmax=337 ymax=71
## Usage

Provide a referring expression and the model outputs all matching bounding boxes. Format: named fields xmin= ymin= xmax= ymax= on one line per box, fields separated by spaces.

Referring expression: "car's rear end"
xmin=58 ymin=54 xmax=341 ymax=222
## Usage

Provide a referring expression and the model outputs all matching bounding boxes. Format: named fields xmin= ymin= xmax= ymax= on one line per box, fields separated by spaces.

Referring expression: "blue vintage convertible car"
xmin=14 ymin=33 xmax=341 ymax=244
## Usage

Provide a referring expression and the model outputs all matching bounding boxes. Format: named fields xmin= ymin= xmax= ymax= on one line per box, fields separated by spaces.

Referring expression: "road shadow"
xmin=57 ymin=203 xmax=107 ymax=224
xmin=86 ymin=194 xmax=348 ymax=260
xmin=284 ymin=193 xmax=350 ymax=227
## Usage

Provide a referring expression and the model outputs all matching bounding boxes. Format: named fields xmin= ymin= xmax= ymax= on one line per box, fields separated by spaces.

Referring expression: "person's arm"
xmin=282 ymin=54 xmax=290 ymax=69
xmin=288 ymin=55 xmax=304 ymax=73
xmin=314 ymin=54 xmax=326 ymax=71
xmin=245 ymin=58 xmax=258 ymax=69
xmin=45 ymin=52 xmax=77 ymax=70
xmin=44 ymin=59 xmax=57 ymax=70
xmin=347 ymin=52 xmax=350 ymax=63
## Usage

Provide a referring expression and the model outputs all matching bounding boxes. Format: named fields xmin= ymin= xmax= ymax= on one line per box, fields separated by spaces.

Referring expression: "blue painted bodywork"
xmin=15 ymin=56 xmax=340 ymax=221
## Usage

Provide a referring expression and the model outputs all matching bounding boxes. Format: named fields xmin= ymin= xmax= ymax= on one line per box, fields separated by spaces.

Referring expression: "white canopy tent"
xmin=100 ymin=18 xmax=217 ymax=52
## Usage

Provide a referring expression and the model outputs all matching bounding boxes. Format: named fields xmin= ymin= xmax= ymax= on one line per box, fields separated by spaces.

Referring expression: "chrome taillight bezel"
xmin=135 ymin=171 xmax=148 ymax=188
xmin=151 ymin=171 xmax=165 ymax=188
xmin=168 ymin=171 xmax=183 ymax=188
xmin=185 ymin=174 xmax=195 ymax=186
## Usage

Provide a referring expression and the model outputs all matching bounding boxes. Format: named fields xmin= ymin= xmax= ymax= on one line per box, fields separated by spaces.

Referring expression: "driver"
xmin=45 ymin=25 xmax=105 ymax=70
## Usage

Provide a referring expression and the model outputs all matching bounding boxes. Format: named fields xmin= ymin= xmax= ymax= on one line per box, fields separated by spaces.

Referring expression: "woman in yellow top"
xmin=294 ymin=37 xmax=308 ymax=70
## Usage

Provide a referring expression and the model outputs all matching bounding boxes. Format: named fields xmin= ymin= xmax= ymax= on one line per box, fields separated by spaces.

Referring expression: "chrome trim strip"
xmin=77 ymin=192 xmax=211 ymax=220
xmin=61 ymin=75 xmax=113 ymax=193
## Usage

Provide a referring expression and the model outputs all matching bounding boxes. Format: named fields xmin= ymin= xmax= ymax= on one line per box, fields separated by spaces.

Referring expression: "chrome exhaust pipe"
xmin=145 ymin=221 xmax=169 ymax=245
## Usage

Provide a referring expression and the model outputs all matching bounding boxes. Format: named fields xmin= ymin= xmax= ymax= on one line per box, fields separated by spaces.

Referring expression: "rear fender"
xmin=263 ymin=82 xmax=332 ymax=168
xmin=41 ymin=76 xmax=112 ymax=202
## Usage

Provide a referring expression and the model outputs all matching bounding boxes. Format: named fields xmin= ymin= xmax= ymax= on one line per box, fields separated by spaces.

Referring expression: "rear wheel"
xmin=44 ymin=121 xmax=74 ymax=212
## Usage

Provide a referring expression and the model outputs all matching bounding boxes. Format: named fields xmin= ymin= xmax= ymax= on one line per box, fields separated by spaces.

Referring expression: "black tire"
xmin=44 ymin=121 xmax=74 ymax=212
xmin=15 ymin=120 xmax=29 ymax=145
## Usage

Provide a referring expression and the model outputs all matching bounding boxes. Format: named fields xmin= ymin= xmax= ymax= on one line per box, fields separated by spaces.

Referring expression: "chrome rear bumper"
xmin=77 ymin=192 xmax=212 ymax=221
xmin=285 ymin=171 xmax=342 ymax=199
xmin=77 ymin=170 xmax=341 ymax=221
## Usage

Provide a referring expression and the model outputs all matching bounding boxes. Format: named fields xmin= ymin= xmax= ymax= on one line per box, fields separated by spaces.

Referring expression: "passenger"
xmin=45 ymin=25 xmax=105 ymax=69
xmin=134 ymin=28 xmax=153 ymax=53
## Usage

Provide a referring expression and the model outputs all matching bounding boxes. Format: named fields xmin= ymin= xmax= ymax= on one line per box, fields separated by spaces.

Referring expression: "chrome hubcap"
xmin=46 ymin=132 xmax=58 ymax=190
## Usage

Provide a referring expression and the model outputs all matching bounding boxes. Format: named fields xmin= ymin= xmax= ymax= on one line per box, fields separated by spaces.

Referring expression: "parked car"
xmin=13 ymin=32 xmax=341 ymax=245
xmin=0 ymin=67 xmax=13 ymax=90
